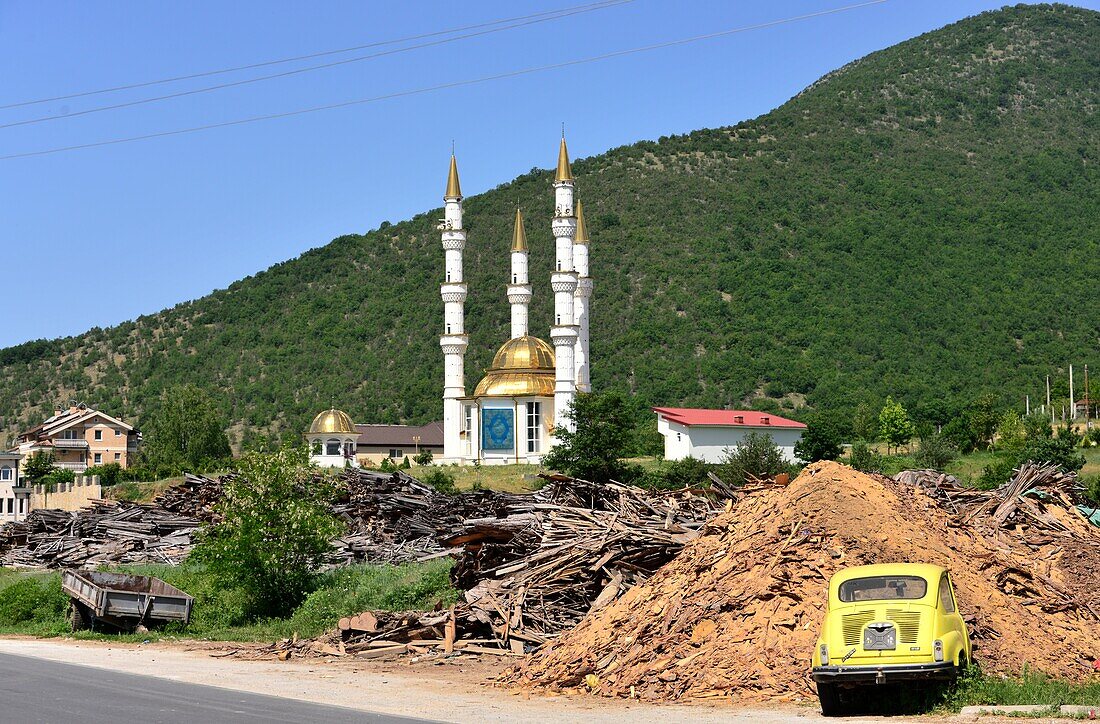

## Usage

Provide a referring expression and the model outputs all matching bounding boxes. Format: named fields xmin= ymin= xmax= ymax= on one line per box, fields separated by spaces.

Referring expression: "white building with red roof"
xmin=653 ymin=407 xmax=807 ymax=464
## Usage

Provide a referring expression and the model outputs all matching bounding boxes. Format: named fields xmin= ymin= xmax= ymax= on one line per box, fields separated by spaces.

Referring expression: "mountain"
xmin=1 ymin=4 xmax=1097 ymax=447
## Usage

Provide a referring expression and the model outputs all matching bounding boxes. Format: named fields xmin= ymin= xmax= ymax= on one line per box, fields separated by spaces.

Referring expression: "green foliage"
xmin=879 ymin=397 xmax=915 ymax=453
xmin=641 ymin=456 xmax=712 ymax=490
xmin=633 ymin=416 xmax=665 ymax=458
xmin=943 ymin=668 xmax=1100 ymax=710
xmin=40 ymin=468 xmax=75 ymax=487
xmin=0 ymin=6 xmax=1097 ymax=446
xmin=140 ymin=384 xmax=232 ymax=476
xmin=413 ymin=449 xmax=434 ymax=466
xmin=994 ymin=412 xmax=1027 ymax=453
xmin=1083 ymin=474 xmax=1100 ymax=508
xmin=22 ymin=451 xmax=56 ymax=483
xmin=718 ymin=432 xmax=790 ymax=484
xmin=401 ymin=456 xmax=411 ymax=470
xmin=913 ymin=432 xmax=958 ymax=471
xmin=847 ymin=441 xmax=885 ymax=474
xmin=420 ymin=468 xmax=457 ymax=495
xmin=85 ymin=462 xmax=123 ymax=486
xmin=0 ymin=573 xmax=69 ymax=633
xmin=852 ymin=402 xmax=880 ymax=443
xmin=542 ymin=392 xmax=642 ymax=484
xmin=795 ymin=412 xmax=844 ymax=463
xmin=192 ymin=447 xmax=344 ymax=618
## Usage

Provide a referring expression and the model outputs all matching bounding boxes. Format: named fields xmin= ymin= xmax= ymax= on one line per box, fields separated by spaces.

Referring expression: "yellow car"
xmin=811 ymin=563 xmax=971 ymax=715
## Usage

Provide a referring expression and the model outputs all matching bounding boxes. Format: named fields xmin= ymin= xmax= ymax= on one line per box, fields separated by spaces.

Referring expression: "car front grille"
xmin=887 ymin=609 xmax=921 ymax=644
xmin=842 ymin=611 xmax=876 ymax=646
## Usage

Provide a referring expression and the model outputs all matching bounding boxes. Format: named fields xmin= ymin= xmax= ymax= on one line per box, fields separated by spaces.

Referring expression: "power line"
xmin=0 ymin=0 xmax=630 ymax=111
xmin=0 ymin=0 xmax=632 ymax=129
xmin=1 ymin=0 xmax=889 ymax=162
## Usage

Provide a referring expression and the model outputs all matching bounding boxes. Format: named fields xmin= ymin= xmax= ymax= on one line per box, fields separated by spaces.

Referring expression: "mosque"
xmin=307 ymin=137 xmax=591 ymax=468
xmin=439 ymin=137 xmax=592 ymax=465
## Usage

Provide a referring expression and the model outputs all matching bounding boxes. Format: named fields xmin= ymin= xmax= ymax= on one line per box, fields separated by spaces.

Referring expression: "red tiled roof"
xmin=354 ymin=421 xmax=444 ymax=447
xmin=653 ymin=407 xmax=807 ymax=429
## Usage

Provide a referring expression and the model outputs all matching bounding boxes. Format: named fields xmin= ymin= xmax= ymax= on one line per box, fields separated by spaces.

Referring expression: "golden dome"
xmin=473 ymin=336 xmax=556 ymax=397
xmin=308 ymin=408 xmax=357 ymax=435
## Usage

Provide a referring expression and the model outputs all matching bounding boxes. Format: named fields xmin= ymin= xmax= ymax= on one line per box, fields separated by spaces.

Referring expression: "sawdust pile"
xmin=504 ymin=461 xmax=1100 ymax=701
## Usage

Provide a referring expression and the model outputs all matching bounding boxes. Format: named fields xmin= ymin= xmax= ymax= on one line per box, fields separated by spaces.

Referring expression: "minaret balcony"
xmin=551 ymin=217 xmax=577 ymax=238
xmin=575 ymin=277 xmax=593 ymax=297
xmin=441 ymin=230 xmax=466 ymax=249
xmin=440 ymin=334 xmax=469 ymax=355
xmin=440 ymin=282 xmax=468 ymax=303
xmin=550 ymin=325 xmax=579 ymax=344
xmin=551 ymin=272 xmax=578 ymax=294
xmin=507 ymin=284 xmax=532 ymax=304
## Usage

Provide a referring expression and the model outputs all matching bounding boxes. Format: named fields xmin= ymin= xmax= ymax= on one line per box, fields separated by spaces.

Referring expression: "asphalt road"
xmin=0 ymin=651 xmax=438 ymax=723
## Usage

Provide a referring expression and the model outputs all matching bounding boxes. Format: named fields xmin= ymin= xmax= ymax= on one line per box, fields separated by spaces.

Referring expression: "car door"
xmin=939 ymin=572 xmax=969 ymax=662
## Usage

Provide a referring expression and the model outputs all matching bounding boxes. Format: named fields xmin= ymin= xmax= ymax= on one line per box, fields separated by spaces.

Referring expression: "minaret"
xmin=573 ymin=200 xmax=592 ymax=393
xmin=439 ymin=154 xmax=468 ymax=462
xmin=549 ymin=136 xmax=579 ymax=435
xmin=508 ymin=209 xmax=531 ymax=339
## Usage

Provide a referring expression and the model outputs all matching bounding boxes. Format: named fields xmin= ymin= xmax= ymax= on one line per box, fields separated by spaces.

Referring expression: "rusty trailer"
xmin=61 ymin=569 xmax=193 ymax=632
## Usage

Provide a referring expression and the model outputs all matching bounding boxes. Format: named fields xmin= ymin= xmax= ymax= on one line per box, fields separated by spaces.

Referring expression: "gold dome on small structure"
xmin=473 ymin=336 xmax=556 ymax=397
xmin=308 ymin=408 xmax=357 ymax=435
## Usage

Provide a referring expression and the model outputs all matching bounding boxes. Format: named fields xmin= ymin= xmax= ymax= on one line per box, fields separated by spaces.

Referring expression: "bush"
xmin=193 ymin=447 xmax=344 ymax=618
xmin=85 ymin=462 xmax=123 ymax=486
xmin=794 ymin=413 xmax=844 ymax=463
xmin=413 ymin=450 xmax=434 ymax=466
xmin=640 ymin=457 xmax=711 ymax=490
xmin=977 ymin=457 xmax=1016 ymax=490
xmin=542 ymin=392 xmax=639 ymax=484
xmin=847 ymin=441 xmax=885 ymax=474
xmin=401 ymin=456 xmax=411 ymax=470
xmin=0 ymin=574 xmax=69 ymax=632
xmin=1082 ymin=474 xmax=1100 ymax=508
xmin=913 ymin=433 xmax=958 ymax=471
xmin=420 ymin=468 xmax=457 ymax=495
xmin=40 ymin=468 xmax=76 ymax=487
xmin=718 ymin=432 xmax=790 ymax=484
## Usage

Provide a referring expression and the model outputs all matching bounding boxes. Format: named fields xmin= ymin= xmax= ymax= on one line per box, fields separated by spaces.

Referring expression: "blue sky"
xmin=1 ymin=0 xmax=1095 ymax=348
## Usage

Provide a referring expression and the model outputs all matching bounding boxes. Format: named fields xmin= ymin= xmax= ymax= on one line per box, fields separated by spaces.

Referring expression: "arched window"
xmin=326 ymin=439 xmax=341 ymax=456
xmin=344 ymin=441 xmax=355 ymax=458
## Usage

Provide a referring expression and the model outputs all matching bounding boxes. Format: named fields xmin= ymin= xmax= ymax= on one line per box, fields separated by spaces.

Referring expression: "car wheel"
xmin=817 ymin=682 xmax=845 ymax=716
xmin=68 ymin=602 xmax=87 ymax=632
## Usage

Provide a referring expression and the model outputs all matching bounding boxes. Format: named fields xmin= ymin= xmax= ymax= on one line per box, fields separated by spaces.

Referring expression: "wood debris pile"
xmin=0 ymin=500 xmax=201 ymax=568
xmin=153 ymin=473 xmax=224 ymax=522
xmin=504 ymin=461 xmax=1100 ymax=701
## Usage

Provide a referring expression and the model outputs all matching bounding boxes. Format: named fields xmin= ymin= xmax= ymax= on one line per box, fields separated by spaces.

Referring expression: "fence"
xmin=30 ymin=475 xmax=102 ymax=511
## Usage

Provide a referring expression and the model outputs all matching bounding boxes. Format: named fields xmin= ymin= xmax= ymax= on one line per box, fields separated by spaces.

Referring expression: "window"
xmin=114 ymin=453 xmax=121 ymax=461
xmin=388 ymin=449 xmax=403 ymax=459
xmin=311 ymin=440 xmax=322 ymax=455
xmin=0 ymin=467 xmax=10 ymax=481
xmin=18 ymin=498 xmax=24 ymax=514
xmin=526 ymin=402 xmax=541 ymax=453
xmin=344 ymin=442 xmax=355 ymax=457
xmin=326 ymin=439 xmax=341 ymax=456
xmin=94 ymin=453 xmax=102 ymax=464
xmin=838 ymin=575 xmax=928 ymax=602
xmin=94 ymin=429 xmax=103 ymax=441
xmin=939 ymin=575 xmax=955 ymax=612
xmin=59 ymin=429 xmax=80 ymax=440
xmin=463 ymin=405 xmax=472 ymax=433
xmin=5 ymin=498 xmax=11 ymax=515
xmin=512 ymin=273 xmax=518 ymax=283
xmin=115 ymin=429 xmax=122 ymax=437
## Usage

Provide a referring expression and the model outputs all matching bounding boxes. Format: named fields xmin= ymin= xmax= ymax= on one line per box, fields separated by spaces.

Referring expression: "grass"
xmin=0 ymin=560 xmax=457 ymax=642
xmin=943 ymin=669 xmax=1100 ymax=711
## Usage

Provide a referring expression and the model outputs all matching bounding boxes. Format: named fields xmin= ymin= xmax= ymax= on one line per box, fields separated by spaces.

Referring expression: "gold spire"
xmin=555 ymin=136 xmax=573 ymax=182
xmin=574 ymin=200 xmax=589 ymax=244
xmin=445 ymin=154 xmax=462 ymax=199
xmin=511 ymin=208 xmax=528 ymax=252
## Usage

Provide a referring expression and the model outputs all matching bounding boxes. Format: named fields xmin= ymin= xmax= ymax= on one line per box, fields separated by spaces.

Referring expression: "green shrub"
xmin=0 ymin=574 xmax=68 ymax=632
xmin=847 ymin=441 xmax=885 ymax=474
xmin=41 ymin=468 xmax=76 ymax=486
xmin=660 ymin=457 xmax=712 ymax=489
xmin=977 ymin=457 xmax=1016 ymax=489
xmin=413 ymin=450 xmax=434 ymax=466
xmin=1082 ymin=474 xmax=1100 ymax=508
xmin=420 ymin=468 xmax=457 ymax=495
xmin=914 ymin=433 xmax=958 ymax=471
xmin=718 ymin=432 xmax=791 ymax=484
xmin=85 ymin=463 xmax=123 ymax=486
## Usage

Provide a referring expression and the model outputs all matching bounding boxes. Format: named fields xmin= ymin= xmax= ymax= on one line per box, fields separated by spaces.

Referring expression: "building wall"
xmin=660 ymin=419 xmax=803 ymax=464
xmin=83 ymin=415 xmax=133 ymax=467
xmin=29 ymin=475 xmax=102 ymax=511
xmin=474 ymin=397 xmax=552 ymax=465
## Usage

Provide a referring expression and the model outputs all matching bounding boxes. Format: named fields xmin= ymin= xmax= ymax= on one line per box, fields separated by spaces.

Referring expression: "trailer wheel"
xmin=68 ymin=602 xmax=88 ymax=632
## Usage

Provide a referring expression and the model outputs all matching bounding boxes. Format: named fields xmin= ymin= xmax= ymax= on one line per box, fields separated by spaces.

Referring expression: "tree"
xmin=141 ymin=384 xmax=232 ymax=475
xmin=994 ymin=412 xmax=1026 ymax=454
xmin=913 ymin=432 xmax=957 ymax=471
xmin=193 ymin=446 xmax=343 ymax=617
xmin=965 ymin=394 xmax=1001 ymax=451
xmin=23 ymin=451 xmax=56 ymax=483
xmin=794 ymin=413 xmax=844 ymax=464
xmin=878 ymin=397 xmax=915 ymax=453
xmin=852 ymin=402 xmax=879 ymax=442
xmin=413 ymin=449 xmax=434 ymax=466
xmin=718 ymin=432 xmax=789 ymax=484
xmin=541 ymin=392 xmax=640 ymax=484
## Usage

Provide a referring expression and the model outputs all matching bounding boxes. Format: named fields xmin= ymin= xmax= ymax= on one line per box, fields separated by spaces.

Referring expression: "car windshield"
xmin=838 ymin=575 xmax=928 ymax=602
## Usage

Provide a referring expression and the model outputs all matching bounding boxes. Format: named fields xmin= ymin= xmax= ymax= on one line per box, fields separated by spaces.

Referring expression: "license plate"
xmin=864 ymin=623 xmax=897 ymax=650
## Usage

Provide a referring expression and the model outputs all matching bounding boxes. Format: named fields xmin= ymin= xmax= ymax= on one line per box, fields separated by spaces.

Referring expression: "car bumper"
xmin=813 ymin=662 xmax=957 ymax=684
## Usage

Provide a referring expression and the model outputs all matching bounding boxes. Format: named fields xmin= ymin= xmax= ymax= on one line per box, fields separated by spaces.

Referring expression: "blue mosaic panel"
xmin=481 ymin=409 xmax=514 ymax=451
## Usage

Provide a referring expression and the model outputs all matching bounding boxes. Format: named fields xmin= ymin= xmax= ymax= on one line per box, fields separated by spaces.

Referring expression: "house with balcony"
xmin=14 ymin=404 xmax=140 ymax=473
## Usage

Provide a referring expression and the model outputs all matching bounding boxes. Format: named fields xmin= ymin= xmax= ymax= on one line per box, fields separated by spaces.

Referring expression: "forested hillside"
xmin=2 ymin=4 xmax=1097 ymax=447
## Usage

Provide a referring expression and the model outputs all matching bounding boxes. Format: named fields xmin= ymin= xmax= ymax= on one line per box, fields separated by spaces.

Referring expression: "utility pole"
xmin=1085 ymin=364 xmax=1091 ymax=427
xmin=1025 ymin=395 xmax=1030 ymax=416
xmin=1047 ymin=375 xmax=1053 ymax=424
xmin=1069 ymin=365 xmax=1075 ymax=420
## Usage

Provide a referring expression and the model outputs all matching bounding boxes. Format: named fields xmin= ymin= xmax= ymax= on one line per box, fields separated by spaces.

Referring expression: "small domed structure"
xmin=305 ymin=408 xmax=359 ymax=468
xmin=473 ymin=336 xmax=556 ymax=397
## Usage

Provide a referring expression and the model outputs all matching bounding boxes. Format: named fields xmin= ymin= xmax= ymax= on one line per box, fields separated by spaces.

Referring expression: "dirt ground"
xmin=0 ymin=635 xmax=1033 ymax=723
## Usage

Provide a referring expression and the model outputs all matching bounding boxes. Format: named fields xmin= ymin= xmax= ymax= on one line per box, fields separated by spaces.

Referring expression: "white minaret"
xmin=508 ymin=208 xmax=531 ymax=339
xmin=439 ymin=154 xmax=468 ymax=462
xmin=573 ymin=200 xmax=592 ymax=393
xmin=549 ymin=137 xmax=579 ymax=435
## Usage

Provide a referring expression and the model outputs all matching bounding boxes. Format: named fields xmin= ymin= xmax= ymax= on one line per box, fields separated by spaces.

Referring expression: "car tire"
xmin=817 ymin=682 xmax=845 ymax=716
xmin=68 ymin=602 xmax=87 ymax=632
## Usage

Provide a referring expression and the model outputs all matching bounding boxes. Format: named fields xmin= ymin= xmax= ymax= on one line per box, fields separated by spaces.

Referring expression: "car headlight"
xmin=933 ymin=639 xmax=944 ymax=662
xmin=820 ymin=643 xmax=829 ymax=665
